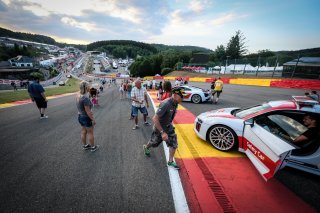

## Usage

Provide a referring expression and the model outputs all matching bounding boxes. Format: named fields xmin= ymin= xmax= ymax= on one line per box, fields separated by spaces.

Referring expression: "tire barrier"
xmin=144 ymin=76 xmax=320 ymax=90
xmin=270 ymin=79 xmax=320 ymax=90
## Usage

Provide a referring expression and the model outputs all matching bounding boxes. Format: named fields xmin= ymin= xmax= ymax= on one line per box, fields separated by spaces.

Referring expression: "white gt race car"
xmin=177 ymin=85 xmax=211 ymax=104
xmin=194 ymin=96 xmax=320 ymax=180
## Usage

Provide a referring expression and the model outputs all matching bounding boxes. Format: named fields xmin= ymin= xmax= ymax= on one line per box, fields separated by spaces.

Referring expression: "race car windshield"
xmin=234 ymin=104 xmax=271 ymax=119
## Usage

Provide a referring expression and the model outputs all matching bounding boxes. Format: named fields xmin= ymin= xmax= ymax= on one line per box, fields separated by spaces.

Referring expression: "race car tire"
xmin=191 ymin=94 xmax=202 ymax=104
xmin=207 ymin=125 xmax=238 ymax=151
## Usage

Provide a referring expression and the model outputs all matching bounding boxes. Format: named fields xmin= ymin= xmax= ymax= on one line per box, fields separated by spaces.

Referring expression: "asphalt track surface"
xmin=0 ymin=82 xmax=319 ymax=212
xmin=0 ymin=85 xmax=175 ymax=213
xmin=180 ymin=82 xmax=320 ymax=211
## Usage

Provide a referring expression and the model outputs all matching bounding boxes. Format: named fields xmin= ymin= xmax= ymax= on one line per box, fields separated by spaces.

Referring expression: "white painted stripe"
xmin=147 ymin=92 xmax=189 ymax=213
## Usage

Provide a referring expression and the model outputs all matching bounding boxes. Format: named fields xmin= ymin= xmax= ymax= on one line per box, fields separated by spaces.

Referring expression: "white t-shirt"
xmin=131 ymin=86 xmax=147 ymax=107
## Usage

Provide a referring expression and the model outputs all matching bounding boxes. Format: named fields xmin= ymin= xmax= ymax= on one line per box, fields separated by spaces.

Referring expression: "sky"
xmin=0 ymin=0 xmax=319 ymax=53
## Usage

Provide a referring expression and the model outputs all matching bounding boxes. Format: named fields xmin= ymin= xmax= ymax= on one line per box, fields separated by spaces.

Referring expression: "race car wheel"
xmin=207 ymin=125 xmax=238 ymax=151
xmin=191 ymin=94 xmax=201 ymax=104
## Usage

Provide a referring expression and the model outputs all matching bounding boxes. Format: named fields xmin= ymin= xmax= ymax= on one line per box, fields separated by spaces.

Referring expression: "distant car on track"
xmin=58 ymin=81 xmax=65 ymax=86
xmin=194 ymin=97 xmax=320 ymax=180
xmin=177 ymin=85 xmax=211 ymax=104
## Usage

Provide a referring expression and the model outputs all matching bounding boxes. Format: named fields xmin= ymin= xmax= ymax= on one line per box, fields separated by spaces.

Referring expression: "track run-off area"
xmin=0 ymin=82 xmax=319 ymax=212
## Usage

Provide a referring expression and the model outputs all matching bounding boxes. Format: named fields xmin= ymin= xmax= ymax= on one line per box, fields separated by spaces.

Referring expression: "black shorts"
xmin=148 ymin=129 xmax=177 ymax=149
xmin=34 ymin=97 xmax=47 ymax=109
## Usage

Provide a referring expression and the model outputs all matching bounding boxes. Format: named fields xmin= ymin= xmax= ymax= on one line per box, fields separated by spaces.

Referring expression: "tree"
xmin=226 ymin=30 xmax=247 ymax=59
xmin=30 ymin=72 xmax=44 ymax=81
xmin=214 ymin=45 xmax=226 ymax=61
xmin=257 ymin=49 xmax=275 ymax=57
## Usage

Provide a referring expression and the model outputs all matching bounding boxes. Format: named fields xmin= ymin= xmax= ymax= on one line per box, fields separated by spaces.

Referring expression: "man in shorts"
xmin=142 ymin=87 xmax=186 ymax=170
xmin=211 ymin=77 xmax=223 ymax=104
xmin=28 ymin=76 xmax=48 ymax=119
xmin=131 ymin=79 xmax=150 ymax=130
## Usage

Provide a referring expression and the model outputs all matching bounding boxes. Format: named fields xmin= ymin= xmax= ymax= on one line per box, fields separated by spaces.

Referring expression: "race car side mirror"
xmin=244 ymin=119 xmax=254 ymax=127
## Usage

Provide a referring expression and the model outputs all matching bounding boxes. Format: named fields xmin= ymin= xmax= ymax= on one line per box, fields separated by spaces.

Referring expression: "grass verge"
xmin=0 ymin=78 xmax=81 ymax=104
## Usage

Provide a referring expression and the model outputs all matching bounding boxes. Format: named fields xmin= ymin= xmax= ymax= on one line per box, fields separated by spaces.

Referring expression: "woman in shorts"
xmin=76 ymin=81 xmax=98 ymax=152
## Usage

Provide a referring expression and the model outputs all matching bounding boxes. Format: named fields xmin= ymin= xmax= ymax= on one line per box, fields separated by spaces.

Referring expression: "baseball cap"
xmin=172 ymin=87 xmax=187 ymax=98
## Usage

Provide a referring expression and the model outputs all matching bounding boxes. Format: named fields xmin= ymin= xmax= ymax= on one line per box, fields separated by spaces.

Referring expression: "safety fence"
xmin=144 ymin=76 xmax=320 ymax=90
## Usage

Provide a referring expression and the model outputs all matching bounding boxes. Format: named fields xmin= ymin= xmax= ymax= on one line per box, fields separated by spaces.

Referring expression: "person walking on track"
xmin=211 ymin=77 xmax=223 ymax=104
xmin=28 ymin=76 xmax=48 ymax=119
xmin=143 ymin=87 xmax=186 ymax=170
xmin=131 ymin=79 xmax=150 ymax=130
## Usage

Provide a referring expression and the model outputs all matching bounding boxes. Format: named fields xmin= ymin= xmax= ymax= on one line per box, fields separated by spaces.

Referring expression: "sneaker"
xmin=83 ymin=144 xmax=91 ymax=150
xmin=132 ymin=125 xmax=139 ymax=130
xmin=167 ymin=161 xmax=180 ymax=170
xmin=143 ymin=145 xmax=150 ymax=157
xmin=40 ymin=115 xmax=49 ymax=119
xmin=90 ymin=145 xmax=99 ymax=152
xmin=144 ymin=122 xmax=151 ymax=126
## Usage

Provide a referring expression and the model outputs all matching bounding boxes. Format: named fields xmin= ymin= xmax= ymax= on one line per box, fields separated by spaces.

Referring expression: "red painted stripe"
xmin=13 ymin=100 xmax=32 ymax=104
xmin=270 ymin=79 xmax=320 ymax=90
xmin=183 ymin=93 xmax=192 ymax=99
xmin=207 ymin=115 xmax=236 ymax=119
xmin=243 ymin=101 xmax=297 ymax=120
xmin=175 ymin=158 xmax=225 ymax=213
xmin=200 ymin=157 xmax=316 ymax=212
xmin=173 ymin=109 xmax=196 ymax=124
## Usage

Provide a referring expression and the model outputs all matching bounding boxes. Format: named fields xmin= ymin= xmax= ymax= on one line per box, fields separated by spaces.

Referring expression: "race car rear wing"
xmin=292 ymin=96 xmax=320 ymax=112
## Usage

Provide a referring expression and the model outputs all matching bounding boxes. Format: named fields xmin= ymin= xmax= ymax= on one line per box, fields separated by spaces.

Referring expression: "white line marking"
xmin=147 ymin=92 xmax=189 ymax=213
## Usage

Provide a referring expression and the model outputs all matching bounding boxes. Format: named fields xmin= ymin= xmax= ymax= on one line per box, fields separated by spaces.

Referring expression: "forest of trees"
xmin=0 ymin=27 xmax=56 ymax=45
xmin=0 ymin=43 xmax=47 ymax=61
xmin=0 ymin=27 xmax=86 ymax=51
xmin=86 ymin=40 xmax=157 ymax=58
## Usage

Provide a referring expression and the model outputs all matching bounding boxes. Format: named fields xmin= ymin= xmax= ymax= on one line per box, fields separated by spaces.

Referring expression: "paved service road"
xmin=180 ymin=82 xmax=320 ymax=211
xmin=0 ymin=86 xmax=175 ymax=212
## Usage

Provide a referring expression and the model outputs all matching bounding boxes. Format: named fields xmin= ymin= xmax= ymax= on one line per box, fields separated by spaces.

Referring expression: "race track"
xmin=0 ymin=82 xmax=319 ymax=212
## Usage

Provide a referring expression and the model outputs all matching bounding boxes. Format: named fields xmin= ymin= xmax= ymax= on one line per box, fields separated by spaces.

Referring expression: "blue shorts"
xmin=78 ymin=115 xmax=93 ymax=128
xmin=132 ymin=106 xmax=148 ymax=117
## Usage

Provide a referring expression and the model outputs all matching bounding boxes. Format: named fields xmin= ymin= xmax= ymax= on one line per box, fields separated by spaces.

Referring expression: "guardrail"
xmin=41 ymin=72 xmax=63 ymax=87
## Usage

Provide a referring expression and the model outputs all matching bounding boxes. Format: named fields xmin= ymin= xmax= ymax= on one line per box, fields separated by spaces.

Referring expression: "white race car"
xmin=178 ymin=85 xmax=211 ymax=104
xmin=194 ymin=97 xmax=320 ymax=180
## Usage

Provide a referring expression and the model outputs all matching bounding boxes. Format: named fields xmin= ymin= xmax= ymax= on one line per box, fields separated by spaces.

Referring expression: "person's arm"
xmin=293 ymin=135 xmax=308 ymax=143
xmin=144 ymin=89 xmax=149 ymax=107
xmin=152 ymin=114 xmax=168 ymax=141
xmin=41 ymin=92 xmax=47 ymax=101
xmin=84 ymin=105 xmax=96 ymax=125
xmin=130 ymin=88 xmax=139 ymax=103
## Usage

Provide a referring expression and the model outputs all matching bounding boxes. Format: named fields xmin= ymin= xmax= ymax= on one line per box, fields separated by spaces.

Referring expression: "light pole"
xmin=256 ymin=55 xmax=260 ymax=76
xmin=243 ymin=58 xmax=247 ymax=75
xmin=272 ymin=55 xmax=278 ymax=78
xmin=225 ymin=56 xmax=230 ymax=74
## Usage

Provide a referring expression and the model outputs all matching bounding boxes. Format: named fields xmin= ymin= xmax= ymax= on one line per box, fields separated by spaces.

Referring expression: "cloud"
xmin=211 ymin=13 xmax=249 ymax=26
xmin=2 ymin=0 xmax=10 ymax=5
xmin=188 ymin=0 xmax=209 ymax=13
xmin=23 ymin=3 xmax=50 ymax=17
xmin=8 ymin=0 xmax=144 ymax=24
xmin=60 ymin=17 xmax=102 ymax=32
